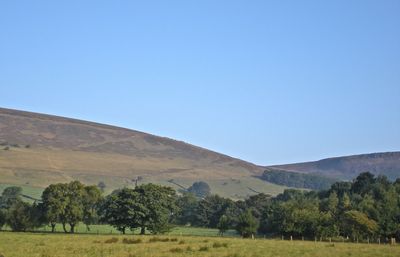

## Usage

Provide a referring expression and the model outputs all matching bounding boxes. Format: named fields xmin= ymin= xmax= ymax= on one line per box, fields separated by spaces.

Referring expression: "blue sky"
xmin=1 ymin=1 xmax=399 ymax=165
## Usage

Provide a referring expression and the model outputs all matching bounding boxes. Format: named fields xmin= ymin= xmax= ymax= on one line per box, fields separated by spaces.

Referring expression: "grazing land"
xmin=0 ymin=107 xmax=285 ymax=199
xmin=0 ymin=232 xmax=398 ymax=257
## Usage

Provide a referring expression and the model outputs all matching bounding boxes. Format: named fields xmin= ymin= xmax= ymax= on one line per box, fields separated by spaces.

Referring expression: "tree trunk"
xmin=70 ymin=223 xmax=75 ymax=233
xmin=122 ymin=227 xmax=126 ymax=234
xmin=62 ymin=223 xmax=68 ymax=233
xmin=51 ymin=223 xmax=56 ymax=233
xmin=140 ymin=226 xmax=145 ymax=235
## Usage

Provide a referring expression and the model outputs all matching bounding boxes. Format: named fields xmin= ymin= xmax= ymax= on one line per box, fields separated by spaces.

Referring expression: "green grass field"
xmin=0 ymin=183 xmax=43 ymax=201
xmin=0 ymin=232 xmax=398 ymax=257
xmin=1 ymin=224 xmax=238 ymax=237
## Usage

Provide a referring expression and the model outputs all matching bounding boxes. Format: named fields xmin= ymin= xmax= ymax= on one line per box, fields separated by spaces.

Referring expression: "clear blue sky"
xmin=1 ymin=1 xmax=399 ymax=165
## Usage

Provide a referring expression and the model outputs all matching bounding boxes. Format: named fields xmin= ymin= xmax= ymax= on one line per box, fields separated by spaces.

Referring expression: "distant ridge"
xmin=266 ymin=152 xmax=400 ymax=181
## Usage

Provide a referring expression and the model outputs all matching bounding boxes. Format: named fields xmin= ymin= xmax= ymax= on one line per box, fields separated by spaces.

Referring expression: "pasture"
xmin=0 ymin=232 xmax=398 ymax=257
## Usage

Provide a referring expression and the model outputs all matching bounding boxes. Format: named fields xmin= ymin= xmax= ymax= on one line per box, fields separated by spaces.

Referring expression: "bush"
xmin=199 ymin=246 xmax=209 ymax=251
xmin=213 ymin=242 xmax=228 ymax=248
xmin=148 ymin=237 xmax=170 ymax=243
xmin=104 ymin=237 xmax=118 ymax=243
xmin=169 ymin=248 xmax=184 ymax=253
xmin=122 ymin=238 xmax=142 ymax=244
xmin=178 ymin=240 xmax=185 ymax=244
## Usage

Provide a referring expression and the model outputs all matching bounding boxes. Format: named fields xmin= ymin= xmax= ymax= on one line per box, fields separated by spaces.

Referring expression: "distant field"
xmin=1 ymin=224 xmax=238 ymax=237
xmin=0 ymin=183 xmax=43 ymax=200
xmin=0 ymin=232 xmax=398 ymax=257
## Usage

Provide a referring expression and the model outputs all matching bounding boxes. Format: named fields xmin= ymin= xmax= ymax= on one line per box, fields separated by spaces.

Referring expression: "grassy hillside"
xmin=0 ymin=107 xmax=284 ymax=199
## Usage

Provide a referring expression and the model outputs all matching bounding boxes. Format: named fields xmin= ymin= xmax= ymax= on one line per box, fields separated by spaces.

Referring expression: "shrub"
xmin=122 ymin=238 xmax=142 ymax=244
xmin=213 ymin=242 xmax=228 ymax=248
xmin=169 ymin=248 xmax=184 ymax=253
xmin=104 ymin=237 xmax=118 ymax=243
xmin=199 ymin=246 xmax=209 ymax=251
xmin=149 ymin=237 xmax=174 ymax=243
xmin=178 ymin=240 xmax=185 ymax=244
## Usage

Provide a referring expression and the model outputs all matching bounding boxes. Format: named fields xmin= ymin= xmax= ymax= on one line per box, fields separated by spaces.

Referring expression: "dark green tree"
xmin=100 ymin=188 xmax=145 ymax=234
xmin=236 ymin=209 xmax=259 ymax=238
xmin=82 ymin=185 xmax=103 ymax=231
xmin=6 ymin=200 xmax=33 ymax=232
xmin=217 ymin=214 xmax=230 ymax=236
xmin=134 ymin=184 xmax=177 ymax=234
xmin=0 ymin=186 xmax=22 ymax=209
xmin=187 ymin=181 xmax=211 ymax=198
xmin=175 ymin=192 xmax=199 ymax=225
xmin=41 ymin=183 xmax=68 ymax=232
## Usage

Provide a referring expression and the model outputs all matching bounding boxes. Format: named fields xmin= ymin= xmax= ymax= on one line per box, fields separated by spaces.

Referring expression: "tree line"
xmin=261 ymin=168 xmax=338 ymax=190
xmin=0 ymin=172 xmax=399 ymax=241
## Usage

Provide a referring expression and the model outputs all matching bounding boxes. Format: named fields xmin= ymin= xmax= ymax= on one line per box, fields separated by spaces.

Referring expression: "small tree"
xmin=217 ymin=214 xmax=230 ymax=236
xmin=97 ymin=181 xmax=106 ymax=193
xmin=0 ymin=186 xmax=22 ymax=209
xmin=6 ymin=200 xmax=33 ymax=232
xmin=236 ymin=209 xmax=259 ymax=238
xmin=187 ymin=181 xmax=211 ymax=198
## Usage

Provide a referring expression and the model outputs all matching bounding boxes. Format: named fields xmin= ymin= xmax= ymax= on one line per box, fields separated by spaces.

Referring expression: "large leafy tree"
xmin=100 ymin=188 xmax=145 ymax=234
xmin=195 ymin=194 xmax=236 ymax=228
xmin=41 ymin=181 xmax=102 ymax=233
xmin=343 ymin=210 xmax=378 ymax=239
xmin=41 ymin=183 xmax=68 ymax=232
xmin=82 ymin=185 xmax=103 ymax=231
xmin=134 ymin=184 xmax=177 ymax=234
xmin=175 ymin=192 xmax=199 ymax=225
xmin=236 ymin=209 xmax=259 ymax=238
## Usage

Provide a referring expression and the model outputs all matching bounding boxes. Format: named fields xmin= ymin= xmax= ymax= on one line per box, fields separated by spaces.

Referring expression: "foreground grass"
xmin=0 ymin=232 xmax=398 ymax=257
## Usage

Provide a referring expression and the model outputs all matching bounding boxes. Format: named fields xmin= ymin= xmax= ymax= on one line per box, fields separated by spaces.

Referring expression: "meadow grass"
xmin=0 ymin=232 xmax=398 ymax=257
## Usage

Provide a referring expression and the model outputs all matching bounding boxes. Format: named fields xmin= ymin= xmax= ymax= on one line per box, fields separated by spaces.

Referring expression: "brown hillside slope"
xmin=0 ymin=107 xmax=284 ymax=198
xmin=267 ymin=152 xmax=400 ymax=181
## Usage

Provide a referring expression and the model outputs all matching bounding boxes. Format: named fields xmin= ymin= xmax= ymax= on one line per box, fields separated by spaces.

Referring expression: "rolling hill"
xmin=0 ymin=107 xmax=285 ymax=199
xmin=1 ymin=107 xmax=399 ymax=199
